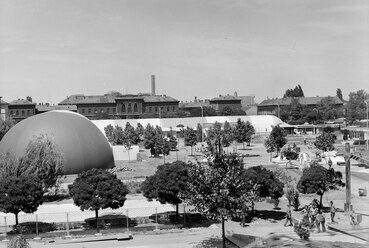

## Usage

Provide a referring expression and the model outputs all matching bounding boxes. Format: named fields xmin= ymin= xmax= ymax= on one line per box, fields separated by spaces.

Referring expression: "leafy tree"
xmin=68 ymin=169 xmax=128 ymax=233
xmin=104 ymin=124 xmax=114 ymax=143
xmin=264 ymin=125 xmax=287 ymax=155
xmin=123 ymin=122 xmax=140 ymax=161
xmin=202 ymin=106 xmax=218 ymax=116
xmin=206 ymin=122 xmax=225 ymax=153
xmin=286 ymin=187 xmax=300 ymax=211
xmin=336 ymin=88 xmax=344 ymax=102
xmin=26 ymin=96 xmax=33 ymax=102
xmin=346 ymin=90 xmax=368 ymax=123
xmin=184 ymin=127 xmax=198 ymax=155
xmin=297 ymin=163 xmax=344 ymax=208
xmin=112 ymin=125 xmax=124 ymax=145
xmin=167 ymin=132 xmax=178 ymax=151
xmin=18 ymin=134 xmax=64 ymax=190
xmin=0 ymin=118 xmax=15 ymax=141
xmin=143 ymin=123 xmax=156 ymax=152
xmin=153 ymin=126 xmax=165 ymax=156
xmin=141 ymin=161 xmax=189 ymax=220
xmin=219 ymin=106 xmax=246 ymax=116
xmin=183 ymin=152 xmax=250 ymax=248
xmin=95 ymin=111 xmax=109 ymax=120
xmin=136 ymin=122 xmax=144 ymax=138
xmin=283 ymin=85 xmax=304 ymax=98
xmin=0 ymin=175 xmax=44 ymax=225
xmin=314 ymin=132 xmax=335 ymax=152
xmin=316 ymin=96 xmax=341 ymax=121
xmin=222 ymin=121 xmax=234 ymax=148
xmin=234 ymin=119 xmax=255 ymax=149
xmin=196 ymin=123 xmax=204 ymax=143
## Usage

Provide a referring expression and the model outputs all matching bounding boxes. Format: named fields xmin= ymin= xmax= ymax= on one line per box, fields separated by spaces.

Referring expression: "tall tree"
xmin=167 ymin=132 xmax=178 ymax=151
xmin=316 ymin=96 xmax=341 ymax=121
xmin=183 ymin=152 xmax=250 ymax=248
xmin=314 ymin=132 xmax=336 ymax=152
xmin=264 ymin=125 xmax=287 ymax=155
xmin=104 ymin=124 xmax=115 ymax=143
xmin=283 ymin=84 xmax=304 ymax=98
xmin=123 ymin=122 xmax=140 ymax=161
xmin=297 ymin=163 xmax=344 ymax=208
xmin=336 ymin=88 xmax=344 ymax=102
xmin=136 ymin=122 xmax=144 ymax=138
xmin=143 ymin=123 xmax=156 ymax=154
xmin=222 ymin=121 xmax=234 ymax=148
xmin=18 ymin=134 xmax=64 ymax=190
xmin=346 ymin=90 xmax=368 ymax=123
xmin=220 ymin=106 xmax=246 ymax=116
xmin=234 ymin=119 xmax=255 ymax=149
xmin=112 ymin=125 xmax=124 ymax=145
xmin=206 ymin=122 xmax=224 ymax=153
xmin=26 ymin=96 xmax=33 ymax=102
xmin=68 ymin=169 xmax=128 ymax=233
xmin=0 ymin=175 xmax=44 ymax=225
xmin=196 ymin=123 xmax=203 ymax=143
xmin=184 ymin=127 xmax=198 ymax=156
xmin=141 ymin=161 xmax=190 ymax=220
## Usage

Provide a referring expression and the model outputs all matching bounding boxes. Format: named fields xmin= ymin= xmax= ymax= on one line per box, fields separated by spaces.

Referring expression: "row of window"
xmin=9 ymin=109 xmax=33 ymax=117
xmin=145 ymin=106 xmax=177 ymax=113
xmin=120 ymin=104 xmax=177 ymax=114
xmin=80 ymin=107 xmax=116 ymax=115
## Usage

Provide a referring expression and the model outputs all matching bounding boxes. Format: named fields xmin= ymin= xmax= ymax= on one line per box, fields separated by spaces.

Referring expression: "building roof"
xmin=0 ymin=99 xmax=8 ymax=105
xmin=59 ymin=94 xmax=87 ymax=105
xmin=179 ymin=101 xmax=210 ymax=109
xmin=77 ymin=95 xmax=116 ymax=104
xmin=210 ymin=95 xmax=241 ymax=102
xmin=36 ymin=104 xmax=77 ymax=112
xmin=258 ymin=96 xmax=343 ymax=106
xmin=143 ymin=95 xmax=179 ymax=103
xmin=9 ymin=99 xmax=36 ymax=105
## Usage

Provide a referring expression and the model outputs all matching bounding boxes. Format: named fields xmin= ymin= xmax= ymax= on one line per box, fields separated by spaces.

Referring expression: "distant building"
xmin=209 ymin=94 xmax=242 ymax=113
xmin=36 ymin=104 xmax=77 ymax=114
xmin=0 ymin=97 xmax=8 ymax=121
xmin=179 ymin=96 xmax=210 ymax=117
xmin=8 ymin=99 xmax=36 ymax=122
xmin=257 ymin=96 xmax=344 ymax=116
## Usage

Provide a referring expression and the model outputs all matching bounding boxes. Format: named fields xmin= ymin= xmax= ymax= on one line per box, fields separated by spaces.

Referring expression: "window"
xmin=21 ymin=110 xmax=25 ymax=116
xmin=167 ymin=106 xmax=170 ymax=112
xmin=172 ymin=106 xmax=176 ymax=111
xmin=107 ymin=108 xmax=110 ymax=114
xmin=112 ymin=108 xmax=116 ymax=113
xmin=82 ymin=109 xmax=85 ymax=114
xmin=121 ymin=104 xmax=126 ymax=113
xmin=10 ymin=110 xmax=13 ymax=115
xmin=128 ymin=103 xmax=132 ymax=113
xmin=155 ymin=107 xmax=158 ymax=112
xmin=27 ymin=110 xmax=30 ymax=116
xmin=149 ymin=107 xmax=152 ymax=112
xmin=134 ymin=103 xmax=138 ymax=113
xmin=16 ymin=110 xmax=19 ymax=116
xmin=88 ymin=109 xmax=91 ymax=114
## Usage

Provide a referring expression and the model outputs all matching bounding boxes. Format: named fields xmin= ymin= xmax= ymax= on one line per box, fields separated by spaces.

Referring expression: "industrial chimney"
xmin=151 ymin=75 xmax=156 ymax=96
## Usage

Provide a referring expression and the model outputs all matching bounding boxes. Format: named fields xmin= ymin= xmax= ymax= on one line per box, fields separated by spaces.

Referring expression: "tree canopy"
xmin=346 ymin=90 xmax=368 ymax=123
xmin=141 ymin=161 xmax=190 ymax=219
xmin=297 ymin=163 xmax=344 ymax=207
xmin=0 ymin=118 xmax=14 ymax=141
xmin=234 ymin=118 xmax=255 ymax=148
xmin=184 ymin=127 xmax=198 ymax=155
xmin=68 ymin=168 xmax=128 ymax=232
xmin=0 ymin=175 xmax=44 ymax=225
xmin=219 ymin=106 xmax=246 ymax=116
xmin=314 ymin=132 xmax=335 ymax=152
xmin=264 ymin=125 xmax=287 ymax=154
xmin=283 ymin=85 xmax=304 ymax=98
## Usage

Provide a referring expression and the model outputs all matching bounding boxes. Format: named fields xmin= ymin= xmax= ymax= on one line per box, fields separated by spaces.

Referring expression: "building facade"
xmin=8 ymin=99 xmax=36 ymax=122
xmin=209 ymin=95 xmax=242 ymax=113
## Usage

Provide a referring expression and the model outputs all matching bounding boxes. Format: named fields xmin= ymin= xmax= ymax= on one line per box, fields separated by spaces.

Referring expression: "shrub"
xmin=283 ymin=150 xmax=299 ymax=160
xmin=294 ymin=224 xmax=310 ymax=240
xmin=11 ymin=222 xmax=56 ymax=234
xmin=126 ymin=181 xmax=143 ymax=194
xmin=287 ymin=187 xmax=300 ymax=211
xmin=7 ymin=235 xmax=31 ymax=248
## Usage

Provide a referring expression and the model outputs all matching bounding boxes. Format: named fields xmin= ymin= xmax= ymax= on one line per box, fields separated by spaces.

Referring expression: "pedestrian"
xmin=309 ymin=205 xmax=318 ymax=229
xmin=316 ymin=209 xmax=326 ymax=233
xmin=330 ymin=201 xmax=336 ymax=223
xmin=284 ymin=207 xmax=293 ymax=227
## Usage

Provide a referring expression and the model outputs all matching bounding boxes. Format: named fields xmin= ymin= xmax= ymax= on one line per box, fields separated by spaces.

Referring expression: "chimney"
xmin=194 ymin=96 xmax=197 ymax=102
xmin=151 ymin=75 xmax=156 ymax=96
xmin=234 ymin=91 xmax=238 ymax=97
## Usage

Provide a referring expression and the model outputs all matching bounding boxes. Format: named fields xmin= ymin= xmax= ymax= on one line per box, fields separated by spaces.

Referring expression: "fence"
xmin=0 ymin=205 xmax=206 ymax=240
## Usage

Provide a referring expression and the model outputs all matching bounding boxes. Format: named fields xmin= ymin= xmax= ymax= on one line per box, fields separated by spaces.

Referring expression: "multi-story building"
xmin=0 ymin=97 xmax=8 ymax=121
xmin=257 ymin=96 xmax=344 ymax=116
xmin=7 ymin=99 xmax=36 ymax=122
xmin=209 ymin=94 xmax=242 ymax=113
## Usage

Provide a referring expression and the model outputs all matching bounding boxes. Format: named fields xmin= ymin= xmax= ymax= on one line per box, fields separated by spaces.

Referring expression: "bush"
xmin=83 ymin=214 xmax=136 ymax=229
xmin=283 ymin=150 xmax=299 ymax=160
xmin=7 ymin=236 xmax=31 ymax=248
xmin=126 ymin=181 xmax=143 ymax=194
xmin=294 ymin=224 xmax=310 ymax=240
xmin=11 ymin=222 xmax=56 ymax=234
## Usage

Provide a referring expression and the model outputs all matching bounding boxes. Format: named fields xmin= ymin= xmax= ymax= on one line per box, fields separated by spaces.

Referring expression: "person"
xmin=330 ymin=201 xmax=336 ymax=223
xmin=309 ymin=205 xmax=318 ymax=229
xmin=284 ymin=207 xmax=293 ymax=227
xmin=316 ymin=209 xmax=326 ymax=233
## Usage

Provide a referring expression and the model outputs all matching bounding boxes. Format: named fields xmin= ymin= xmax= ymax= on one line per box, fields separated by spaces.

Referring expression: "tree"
xmin=136 ymin=122 xmax=144 ymax=138
xmin=0 ymin=175 xmax=44 ymax=225
xmin=143 ymin=123 xmax=156 ymax=153
xmin=346 ymin=90 xmax=368 ymax=123
xmin=141 ymin=161 xmax=189 ymax=220
xmin=104 ymin=124 xmax=115 ymax=143
xmin=336 ymin=88 xmax=344 ymax=102
xmin=206 ymin=122 xmax=224 ymax=153
xmin=123 ymin=122 xmax=140 ymax=161
xmin=18 ymin=134 xmax=64 ymax=190
xmin=68 ymin=169 xmax=128 ymax=233
xmin=222 ymin=121 xmax=234 ymax=149
xmin=314 ymin=132 xmax=335 ymax=152
xmin=297 ymin=163 xmax=344 ymax=208
xmin=0 ymin=118 xmax=15 ymax=141
xmin=167 ymin=132 xmax=178 ymax=151
xmin=184 ymin=127 xmax=198 ymax=156
xmin=283 ymin=85 xmax=304 ymax=98
xmin=220 ymin=106 xmax=246 ymax=116
xmin=196 ymin=123 xmax=203 ymax=143
xmin=183 ymin=152 xmax=250 ymax=248
xmin=264 ymin=125 xmax=287 ymax=155
xmin=202 ymin=106 xmax=218 ymax=116
xmin=234 ymin=119 xmax=255 ymax=149
xmin=26 ymin=96 xmax=33 ymax=102
xmin=112 ymin=125 xmax=124 ymax=145
xmin=316 ymin=96 xmax=341 ymax=121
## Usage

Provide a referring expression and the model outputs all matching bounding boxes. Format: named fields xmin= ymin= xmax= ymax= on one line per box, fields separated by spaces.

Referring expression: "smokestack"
xmin=194 ymin=96 xmax=197 ymax=102
xmin=151 ymin=75 xmax=156 ymax=96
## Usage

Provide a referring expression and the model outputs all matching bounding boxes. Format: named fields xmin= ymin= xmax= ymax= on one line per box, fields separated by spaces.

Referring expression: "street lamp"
xmin=200 ymin=105 xmax=204 ymax=148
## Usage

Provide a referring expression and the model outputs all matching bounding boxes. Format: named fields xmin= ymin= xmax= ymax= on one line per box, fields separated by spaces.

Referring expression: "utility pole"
xmin=366 ymin=100 xmax=368 ymax=151
xmin=344 ymin=143 xmax=352 ymax=212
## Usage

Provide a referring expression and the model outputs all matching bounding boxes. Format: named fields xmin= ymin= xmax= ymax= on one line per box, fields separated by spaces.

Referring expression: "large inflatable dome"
xmin=0 ymin=111 xmax=114 ymax=174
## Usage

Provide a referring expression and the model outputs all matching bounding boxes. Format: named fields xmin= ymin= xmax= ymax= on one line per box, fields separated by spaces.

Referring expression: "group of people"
xmin=284 ymin=200 xmax=337 ymax=233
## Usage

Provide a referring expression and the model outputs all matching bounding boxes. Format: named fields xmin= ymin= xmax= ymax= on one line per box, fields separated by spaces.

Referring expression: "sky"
xmin=0 ymin=0 xmax=368 ymax=104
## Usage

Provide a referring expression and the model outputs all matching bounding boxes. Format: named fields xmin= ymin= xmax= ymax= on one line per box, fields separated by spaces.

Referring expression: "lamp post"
xmin=201 ymin=105 xmax=204 ymax=148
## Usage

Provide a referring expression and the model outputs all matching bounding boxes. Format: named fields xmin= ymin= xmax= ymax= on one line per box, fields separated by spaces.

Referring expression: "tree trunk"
xmin=15 ymin=213 xmax=19 ymax=226
xmin=127 ymin=147 xmax=131 ymax=161
xmin=319 ymin=194 xmax=324 ymax=210
xmin=95 ymin=209 xmax=100 ymax=233
xmin=176 ymin=203 xmax=179 ymax=222
xmin=243 ymin=142 xmax=245 ymax=149
xmin=190 ymin=146 xmax=193 ymax=156
xmin=222 ymin=217 xmax=226 ymax=248
xmin=270 ymin=152 xmax=273 ymax=162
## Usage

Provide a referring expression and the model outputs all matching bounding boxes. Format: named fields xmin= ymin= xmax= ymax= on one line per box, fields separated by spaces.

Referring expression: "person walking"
xmin=330 ymin=201 xmax=336 ymax=223
xmin=284 ymin=207 xmax=293 ymax=227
